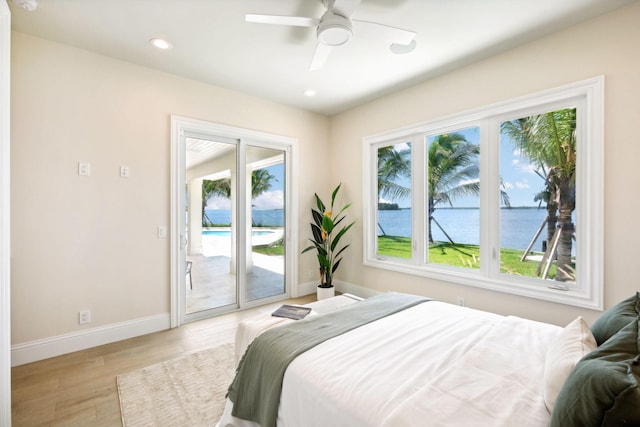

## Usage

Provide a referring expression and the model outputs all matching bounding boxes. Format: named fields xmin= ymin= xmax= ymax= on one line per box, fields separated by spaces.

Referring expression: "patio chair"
xmin=186 ymin=260 xmax=193 ymax=289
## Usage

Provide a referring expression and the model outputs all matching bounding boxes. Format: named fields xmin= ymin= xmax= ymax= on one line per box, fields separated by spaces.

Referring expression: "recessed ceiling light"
xmin=150 ymin=38 xmax=172 ymax=50
xmin=304 ymin=89 xmax=317 ymax=97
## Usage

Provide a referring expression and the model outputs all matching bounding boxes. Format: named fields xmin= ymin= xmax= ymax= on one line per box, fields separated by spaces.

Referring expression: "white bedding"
xmin=217 ymin=301 xmax=561 ymax=427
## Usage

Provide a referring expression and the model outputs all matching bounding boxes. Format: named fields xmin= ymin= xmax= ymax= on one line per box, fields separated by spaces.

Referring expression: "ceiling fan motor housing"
xmin=317 ymin=11 xmax=353 ymax=46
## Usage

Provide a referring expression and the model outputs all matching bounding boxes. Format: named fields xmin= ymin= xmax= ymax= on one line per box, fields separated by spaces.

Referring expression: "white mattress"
xmin=218 ymin=301 xmax=561 ymax=427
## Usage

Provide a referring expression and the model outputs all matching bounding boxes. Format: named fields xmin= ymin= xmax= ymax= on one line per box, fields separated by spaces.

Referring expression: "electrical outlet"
xmin=79 ymin=310 xmax=91 ymax=325
xmin=120 ymin=165 xmax=130 ymax=178
xmin=308 ymin=270 xmax=314 ymax=279
xmin=457 ymin=297 xmax=465 ymax=307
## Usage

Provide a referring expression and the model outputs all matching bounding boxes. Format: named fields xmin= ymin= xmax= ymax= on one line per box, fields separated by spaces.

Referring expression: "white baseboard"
xmin=335 ymin=281 xmax=380 ymax=299
xmin=11 ymin=313 xmax=171 ymax=366
xmin=10 ymin=283 xmax=376 ymax=366
xmin=297 ymin=280 xmax=380 ymax=299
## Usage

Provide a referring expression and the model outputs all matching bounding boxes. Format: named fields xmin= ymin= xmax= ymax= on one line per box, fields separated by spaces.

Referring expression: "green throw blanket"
xmin=227 ymin=292 xmax=430 ymax=427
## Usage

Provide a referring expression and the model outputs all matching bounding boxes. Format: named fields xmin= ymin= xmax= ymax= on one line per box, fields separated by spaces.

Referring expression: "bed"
xmin=216 ymin=292 xmax=640 ymax=427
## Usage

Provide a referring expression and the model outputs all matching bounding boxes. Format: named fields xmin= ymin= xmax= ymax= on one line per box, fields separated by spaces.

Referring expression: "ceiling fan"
xmin=246 ymin=0 xmax=417 ymax=71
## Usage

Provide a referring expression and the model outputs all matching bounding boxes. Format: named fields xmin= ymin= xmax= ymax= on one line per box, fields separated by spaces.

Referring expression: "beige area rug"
xmin=117 ymin=343 xmax=235 ymax=427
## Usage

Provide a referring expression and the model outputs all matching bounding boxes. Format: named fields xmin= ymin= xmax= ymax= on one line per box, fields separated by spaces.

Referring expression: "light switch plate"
xmin=78 ymin=162 xmax=90 ymax=176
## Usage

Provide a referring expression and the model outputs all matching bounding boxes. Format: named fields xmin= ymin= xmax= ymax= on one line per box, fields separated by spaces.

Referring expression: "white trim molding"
xmin=11 ymin=314 xmax=171 ymax=367
xmin=170 ymin=115 xmax=299 ymax=326
xmin=1 ymin=1 xmax=11 ymax=424
xmin=363 ymin=77 xmax=604 ymax=310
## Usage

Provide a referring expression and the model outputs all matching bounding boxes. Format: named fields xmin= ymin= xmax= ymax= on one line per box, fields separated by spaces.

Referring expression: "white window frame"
xmin=363 ymin=77 xmax=604 ymax=310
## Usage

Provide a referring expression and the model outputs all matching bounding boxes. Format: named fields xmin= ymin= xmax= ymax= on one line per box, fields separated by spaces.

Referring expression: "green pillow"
xmin=551 ymin=319 xmax=640 ymax=427
xmin=590 ymin=292 xmax=640 ymax=346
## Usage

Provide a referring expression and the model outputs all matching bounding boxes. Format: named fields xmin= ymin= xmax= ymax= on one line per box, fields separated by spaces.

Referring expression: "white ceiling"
xmin=9 ymin=0 xmax=637 ymax=116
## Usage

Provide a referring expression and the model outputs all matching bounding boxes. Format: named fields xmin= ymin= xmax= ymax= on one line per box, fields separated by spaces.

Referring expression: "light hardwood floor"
xmin=11 ymin=295 xmax=315 ymax=426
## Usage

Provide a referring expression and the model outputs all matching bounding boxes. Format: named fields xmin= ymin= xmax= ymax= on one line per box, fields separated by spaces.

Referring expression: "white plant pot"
xmin=316 ymin=285 xmax=335 ymax=301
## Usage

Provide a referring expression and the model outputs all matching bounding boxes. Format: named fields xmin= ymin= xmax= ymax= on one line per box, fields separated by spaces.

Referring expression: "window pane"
xmin=247 ymin=146 xmax=286 ymax=301
xmin=499 ymin=108 xmax=577 ymax=286
xmin=426 ymin=127 xmax=480 ymax=269
xmin=376 ymin=142 xmax=412 ymax=258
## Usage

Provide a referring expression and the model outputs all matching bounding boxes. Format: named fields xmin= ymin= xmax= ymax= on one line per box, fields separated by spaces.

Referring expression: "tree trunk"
xmin=555 ymin=180 xmax=575 ymax=282
xmin=546 ymin=197 xmax=558 ymax=254
xmin=428 ymin=198 xmax=435 ymax=243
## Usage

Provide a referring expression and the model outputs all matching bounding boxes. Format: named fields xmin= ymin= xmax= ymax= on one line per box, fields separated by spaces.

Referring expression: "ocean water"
xmin=206 ymin=207 xmax=571 ymax=252
xmin=378 ymin=207 xmax=569 ymax=252
xmin=205 ymin=209 xmax=284 ymax=227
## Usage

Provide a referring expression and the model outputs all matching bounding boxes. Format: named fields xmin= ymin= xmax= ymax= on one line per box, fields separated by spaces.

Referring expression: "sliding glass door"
xmin=245 ymin=145 xmax=286 ymax=302
xmin=185 ymin=135 xmax=239 ymax=314
xmin=172 ymin=117 xmax=294 ymax=324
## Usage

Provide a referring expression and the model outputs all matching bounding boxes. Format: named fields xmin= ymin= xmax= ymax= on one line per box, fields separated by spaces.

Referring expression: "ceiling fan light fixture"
xmin=318 ymin=25 xmax=352 ymax=46
xmin=317 ymin=11 xmax=352 ymax=46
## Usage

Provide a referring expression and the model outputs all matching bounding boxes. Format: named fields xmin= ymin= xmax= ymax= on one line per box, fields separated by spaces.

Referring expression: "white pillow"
xmin=543 ymin=316 xmax=597 ymax=412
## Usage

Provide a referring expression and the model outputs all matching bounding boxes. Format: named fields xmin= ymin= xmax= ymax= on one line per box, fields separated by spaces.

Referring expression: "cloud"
xmin=503 ymin=181 xmax=514 ymax=190
xmin=512 ymin=157 xmax=538 ymax=175
xmin=206 ymin=196 xmax=231 ymax=210
xmin=253 ymin=190 xmax=284 ymax=210
xmin=515 ymin=179 xmax=530 ymax=189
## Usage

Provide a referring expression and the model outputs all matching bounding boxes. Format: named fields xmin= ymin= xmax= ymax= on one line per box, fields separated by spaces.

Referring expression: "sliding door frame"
xmin=170 ymin=116 xmax=298 ymax=327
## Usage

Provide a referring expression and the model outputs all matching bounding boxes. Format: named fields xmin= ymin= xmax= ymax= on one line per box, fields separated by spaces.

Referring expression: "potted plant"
xmin=302 ymin=183 xmax=355 ymax=300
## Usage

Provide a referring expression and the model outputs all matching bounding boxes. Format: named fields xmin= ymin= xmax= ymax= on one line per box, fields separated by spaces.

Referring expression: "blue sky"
xmin=206 ymin=163 xmax=284 ymax=210
xmin=381 ymin=126 xmax=544 ymax=209
xmin=206 ymin=128 xmax=546 ymax=211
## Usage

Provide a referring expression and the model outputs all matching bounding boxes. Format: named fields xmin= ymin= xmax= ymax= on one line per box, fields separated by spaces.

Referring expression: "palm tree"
xmin=202 ymin=178 xmax=230 ymax=226
xmin=251 ymin=168 xmax=277 ymax=199
xmin=501 ymin=108 xmax=577 ymax=282
xmin=427 ymin=133 xmax=480 ymax=243
xmin=201 ymin=168 xmax=278 ymax=226
xmin=376 ymin=144 xmax=411 ymax=235
xmin=377 ymin=144 xmax=411 ymax=203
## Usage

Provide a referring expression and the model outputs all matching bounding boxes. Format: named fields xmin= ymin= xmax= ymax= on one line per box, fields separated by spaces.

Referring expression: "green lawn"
xmin=378 ymin=235 xmax=558 ymax=278
xmin=252 ymin=234 xmax=562 ymax=279
xmin=252 ymin=237 xmax=284 ymax=256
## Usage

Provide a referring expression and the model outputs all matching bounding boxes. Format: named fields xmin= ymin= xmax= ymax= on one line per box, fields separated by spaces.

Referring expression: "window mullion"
xmin=482 ymin=118 xmax=500 ymax=278
xmin=411 ymin=134 xmax=426 ymax=265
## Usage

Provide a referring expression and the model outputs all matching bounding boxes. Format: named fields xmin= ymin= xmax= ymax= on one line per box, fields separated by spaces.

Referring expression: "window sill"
xmin=363 ymin=257 xmax=603 ymax=311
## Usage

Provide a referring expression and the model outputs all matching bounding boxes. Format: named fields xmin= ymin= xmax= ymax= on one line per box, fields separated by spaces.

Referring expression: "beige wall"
xmin=10 ymin=32 xmax=329 ymax=344
xmin=329 ymin=1 xmax=640 ymax=327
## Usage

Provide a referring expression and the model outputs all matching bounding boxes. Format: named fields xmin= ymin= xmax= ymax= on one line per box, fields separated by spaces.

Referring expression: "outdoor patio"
xmin=186 ymin=229 xmax=285 ymax=313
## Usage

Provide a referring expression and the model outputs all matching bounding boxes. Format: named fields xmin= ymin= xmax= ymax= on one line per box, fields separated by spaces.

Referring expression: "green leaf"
xmin=321 ymin=215 xmax=334 ymax=234
xmin=311 ymin=209 xmax=324 ymax=228
xmin=331 ymin=257 xmax=343 ymax=274
xmin=332 ymin=244 xmax=350 ymax=260
xmin=330 ymin=183 xmax=342 ymax=209
xmin=310 ymin=223 xmax=323 ymax=243
xmin=330 ymin=222 xmax=355 ymax=251
xmin=314 ymin=193 xmax=325 ymax=213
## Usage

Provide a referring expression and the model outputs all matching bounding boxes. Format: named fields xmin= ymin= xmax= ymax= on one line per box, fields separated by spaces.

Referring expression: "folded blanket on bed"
xmin=227 ymin=292 xmax=430 ymax=427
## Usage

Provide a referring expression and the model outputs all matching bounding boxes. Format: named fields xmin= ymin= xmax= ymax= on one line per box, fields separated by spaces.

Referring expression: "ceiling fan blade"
xmin=331 ymin=0 xmax=362 ymax=18
xmin=310 ymin=42 xmax=334 ymax=71
xmin=245 ymin=14 xmax=318 ymax=28
xmin=352 ymin=20 xmax=416 ymax=46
